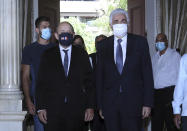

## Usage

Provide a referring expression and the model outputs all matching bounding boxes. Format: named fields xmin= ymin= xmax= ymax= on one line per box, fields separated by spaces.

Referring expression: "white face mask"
xmin=113 ymin=24 xmax=127 ymax=38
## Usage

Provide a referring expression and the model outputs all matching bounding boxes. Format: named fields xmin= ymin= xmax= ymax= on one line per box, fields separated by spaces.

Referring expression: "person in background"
xmin=21 ymin=16 xmax=56 ymax=131
xmin=73 ymin=35 xmax=86 ymax=50
xmin=36 ymin=22 xmax=95 ymax=131
xmin=176 ymin=48 xmax=180 ymax=53
xmin=151 ymin=33 xmax=181 ymax=131
xmin=95 ymin=35 xmax=108 ymax=50
xmin=96 ymin=8 xmax=154 ymax=131
xmin=89 ymin=34 xmax=107 ymax=69
xmin=89 ymin=34 xmax=107 ymax=131
xmin=172 ymin=54 xmax=187 ymax=131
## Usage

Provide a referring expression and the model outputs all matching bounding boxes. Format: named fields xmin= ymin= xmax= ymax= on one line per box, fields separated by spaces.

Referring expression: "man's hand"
xmin=26 ymin=99 xmax=36 ymax=115
xmin=142 ymin=106 xmax=151 ymax=119
xmin=99 ymin=109 xmax=104 ymax=119
xmin=84 ymin=108 xmax=94 ymax=122
xmin=174 ymin=114 xmax=181 ymax=129
xmin=38 ymin=110 xmax=47 ymax=124
xmin=22 ymin=64 xmax=35 ymax=115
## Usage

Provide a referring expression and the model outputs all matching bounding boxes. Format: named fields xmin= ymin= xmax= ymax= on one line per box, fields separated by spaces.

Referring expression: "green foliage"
xmin=118 ymin=0 xmax=128 ymax=10
xmin=60 ymin=0 xmax=127 ymax=54
xmin=91 ymin=0 xmax=128 ymax=39
xmin=91 ymin=16 xmax=111 ymax=34
xmin=61 ymin=17 xmax=96 ymax=54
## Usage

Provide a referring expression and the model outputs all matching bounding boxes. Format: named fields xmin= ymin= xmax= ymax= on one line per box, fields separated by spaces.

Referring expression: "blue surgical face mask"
xmin=155 ymin=42 xmax=166 ymax=51
xmin=59 ymin=33 xmax=73 ymax=46
xmin=40 ymin=28 xmax=51 ymax=40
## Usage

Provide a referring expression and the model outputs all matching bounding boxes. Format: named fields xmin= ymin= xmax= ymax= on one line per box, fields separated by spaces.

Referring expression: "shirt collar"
xmin=114 ymin=34 xmax=127 ymax=47
xmin=59 ymin=44 xmax=72 ymax=51
xmin=114 ymin=35 xmax=127 ymax=41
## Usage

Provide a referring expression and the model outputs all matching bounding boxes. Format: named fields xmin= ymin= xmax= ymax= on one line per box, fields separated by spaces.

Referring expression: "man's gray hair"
xmin=109 ymin=8 xmax=129 ymax=25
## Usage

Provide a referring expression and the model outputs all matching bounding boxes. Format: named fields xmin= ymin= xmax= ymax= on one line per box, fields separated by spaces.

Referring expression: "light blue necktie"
xmin=116 ymin=39 xmax=123 ymax=74
xmin=63 ymin=49 xmax=68 ymax=77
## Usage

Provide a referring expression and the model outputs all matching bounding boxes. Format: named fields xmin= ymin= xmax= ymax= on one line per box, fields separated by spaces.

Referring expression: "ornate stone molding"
xmin=0 ymin=112 xmax=26 ymax=121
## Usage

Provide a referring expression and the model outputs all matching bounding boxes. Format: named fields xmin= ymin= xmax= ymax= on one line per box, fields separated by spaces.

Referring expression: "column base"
xmin=0 ymin=111 xmax=27 ymax=131
xmin=0 ymin=89 xmax=27 ymax=131
xmin=0 ymin=90 xmax=23 ymax=112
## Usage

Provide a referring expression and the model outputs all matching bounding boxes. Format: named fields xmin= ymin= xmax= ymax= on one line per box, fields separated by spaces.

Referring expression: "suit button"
xmin=64 ymin=96 xmax=68 ymax=103
xmin=66 ymin=83 xmax=70 ymax=88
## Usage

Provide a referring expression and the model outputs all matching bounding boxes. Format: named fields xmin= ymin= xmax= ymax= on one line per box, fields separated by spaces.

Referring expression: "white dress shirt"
xmin=114 ymin=35 xmax=127 ymax=65
xmin=152 ymin=48 xmax=181 ymax=89
xmin=89 ymin=57 xmax=93 ymax=68
xmin=59 ymin=44 xmax=72 ymax=75
xmin=172 ymin=54 xmax=187 ymax=116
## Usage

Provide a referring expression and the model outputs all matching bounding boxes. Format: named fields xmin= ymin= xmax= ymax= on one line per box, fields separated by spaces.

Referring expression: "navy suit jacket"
xmin=96 ymin=34 xmax=154 ymax=116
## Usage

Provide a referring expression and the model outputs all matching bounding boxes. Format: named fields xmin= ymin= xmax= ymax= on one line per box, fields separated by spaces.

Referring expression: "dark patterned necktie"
xmin=116 ymin=39 xmax=123 ymax=74
xmin=63 ymin=49 xmax=69 ymax=77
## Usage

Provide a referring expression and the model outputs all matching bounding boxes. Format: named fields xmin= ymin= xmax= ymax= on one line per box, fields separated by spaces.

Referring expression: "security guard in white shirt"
xmin=172 ymin=54 xmax=187 ymax=131
xmin=151 ymin=33 xmax=181 ymax=131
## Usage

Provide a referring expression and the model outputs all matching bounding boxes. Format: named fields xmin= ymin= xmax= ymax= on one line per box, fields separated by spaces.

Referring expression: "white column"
xmin=32 ymin=0 xmax=39 ymax=42
xmin=145 ymin=0 xmax=157 ymax=58
xmin=0 ymin=0 xmax=27 ymax=130
xmin=145 ymin=0 xmax=158 ymax=131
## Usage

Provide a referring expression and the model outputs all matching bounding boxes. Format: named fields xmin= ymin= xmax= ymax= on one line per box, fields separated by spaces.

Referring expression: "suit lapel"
xmin=121 ymin=34 xmax=134 ymax=75
xmin=67 ymin=45 xmax=75 ymax=79
xmin=108 ymin=36 xmax=120 ymax=75
xmin=92 ymin=54 xmax=97 ymax=70
xmin=110 ymin=34 xmax=134 ymax=75
xmin=54 ymin=46 xmax=66 ymax=78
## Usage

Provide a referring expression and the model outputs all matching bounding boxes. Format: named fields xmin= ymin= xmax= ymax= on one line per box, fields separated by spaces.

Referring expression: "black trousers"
xmin=104 ymin=94 xmax=142 ymax=131
xmin=151 ymin=86 xmax=178 ymax=131
xmin=44 ymin=106 xmax=85 ymax=131
xmin=92 ymin=111 xmax=106 ymax=131
xmin=83 ymin=111 xmax=106 ymax=131
xmin=182 ymin=116 xmax=187 ymax=131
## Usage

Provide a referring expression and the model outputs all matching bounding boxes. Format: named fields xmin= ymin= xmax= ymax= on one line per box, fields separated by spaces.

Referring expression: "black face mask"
xmin=59 ymin=33 xmax=73 ymax=46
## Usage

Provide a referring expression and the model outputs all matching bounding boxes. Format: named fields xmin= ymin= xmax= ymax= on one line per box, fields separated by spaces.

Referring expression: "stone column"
xmin=0 ymin=0 xmax=27 ymax=130
xmin=32 ymin=0 xmax=39 ymax=42
xmin=145 ymin=0 xmax=158 ymax=131
xmin=145 ymin=0 xmax=157 ymax=58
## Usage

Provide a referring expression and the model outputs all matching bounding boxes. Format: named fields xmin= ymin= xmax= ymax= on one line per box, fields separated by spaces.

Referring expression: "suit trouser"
xmin=93 ymin=111 xmax=106 ymax=131
xmin=44 ymin=107 xmax=85 ymax=131
xmin=182 ymin=116 xmax=187 ymax=131
xmin=44 ymin=115 xmax=84 ymax=131
xmin=151 ymin=86 xmax=178 ymax=131
xmin=103 ymin=94 xmax=142 ymax=131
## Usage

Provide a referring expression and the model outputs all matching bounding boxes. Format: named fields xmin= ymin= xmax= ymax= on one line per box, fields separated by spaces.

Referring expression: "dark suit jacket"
xmin=35 ymin=45 xmax=95 ymax=115
xmin=96 ymin=34 xmax=154 ymax=116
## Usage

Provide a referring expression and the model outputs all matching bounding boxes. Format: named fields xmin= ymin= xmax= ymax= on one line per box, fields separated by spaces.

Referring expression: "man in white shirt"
xmin=172 ymin=54 xmax=187 ymax=131
xmin=151 ymin=33 xmax=181 ymax=131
